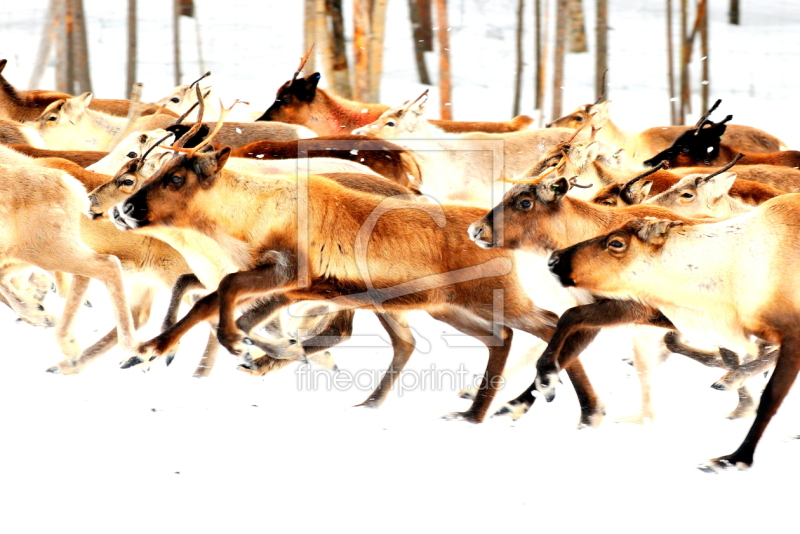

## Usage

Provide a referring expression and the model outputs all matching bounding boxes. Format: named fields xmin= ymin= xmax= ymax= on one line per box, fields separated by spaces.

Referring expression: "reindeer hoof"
xmin=165 ymin=351 xmax=176 ymax=367
xmin=121 ymin=356 xmax=143 ymax=369
xmin=243 ymin=337 xmax=254 ymax=346
xmin=711 ymin=382 xmax=729 ymax=391
xmin=441 ymin=411 xmax=480 ymax=423
xmin=697 ymin=455 xmax=751 ymax=473
xmin=492 ymin=401 xmax=530 ymax=420
xmin=534 ymin=373 xmax=558 ymax=402
xmin=457 ymin=388 xmax=477 ymax=401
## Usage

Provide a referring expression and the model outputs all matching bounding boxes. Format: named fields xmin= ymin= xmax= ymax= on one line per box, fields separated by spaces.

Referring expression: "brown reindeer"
xmin=548 ymin=99 xmax=784 ymax=163
xmin=467 ymin=174 xmax=759 ymax=422
xmin=592 ymin=161 xmax=785 ymax=208
xmin=7 ymin=145 xmax=107 ymax=167
xmin=108 ymin=143 xmax=604 ymax=424
xmin=226 ymin=135 xmax=422 ymax=192
xmin=258 ymin=53 xmax=533 ymax=136
xmin=545 ymin=199 xmax=800 ymax=470
xmin=0 ymin=58 xmax=174 ymax=122
xmin=643 ymin=116 xmax=800 ymax=169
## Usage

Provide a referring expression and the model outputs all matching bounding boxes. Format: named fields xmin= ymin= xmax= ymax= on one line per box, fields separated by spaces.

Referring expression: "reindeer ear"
xmin=0 ymin=59 xmax=6 ymax=74
xmin=298 ymin=73 xmax=321 ymax=102
xmin=64 ymin=93 xmax=92 ymax=116
xmin=539 ymin=176 xmax=570 ymax=203
xmin=571 ymin=141 xmax=601 ymax=169
xmin=192 ymin=146 xmax=230 ymax=183
xmin=701 ymin=171 xmax=737 ymax=200
xmin=636 ymin=218 xmax=683 ymax=245
xmin=593 ymin=101 xmax=612 ymax=124
xmin=623 ymin=179 xmax=652 ymax=204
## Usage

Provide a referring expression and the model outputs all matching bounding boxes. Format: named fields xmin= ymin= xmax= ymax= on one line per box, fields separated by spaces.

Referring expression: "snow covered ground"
xmin=1 ymin=1 xmax=800 ymax=533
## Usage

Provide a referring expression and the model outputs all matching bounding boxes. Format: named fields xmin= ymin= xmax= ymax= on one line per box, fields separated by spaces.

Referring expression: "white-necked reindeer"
xmin=353 ymin=91 xmax=586 ymax=209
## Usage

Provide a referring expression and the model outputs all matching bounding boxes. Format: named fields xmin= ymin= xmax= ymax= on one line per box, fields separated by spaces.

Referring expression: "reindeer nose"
xmin=545 ymin=121 xmax=554 ymax=128
xmin=547 ymin=252 xmax=560 ymax=270
xmin=123 ymin=202 xmax=135 ymax=215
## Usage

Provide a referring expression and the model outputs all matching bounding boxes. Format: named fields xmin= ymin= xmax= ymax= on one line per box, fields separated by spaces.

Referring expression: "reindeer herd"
xmin=2 ymin=50 xmax=799 ymax=472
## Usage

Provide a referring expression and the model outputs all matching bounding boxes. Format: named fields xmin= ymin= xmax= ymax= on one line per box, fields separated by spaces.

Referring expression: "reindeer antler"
xmin=140 ymin=132 xmax=177 ymax=165
xmin=189 ymin=71 xmax=211 ymax=89
xmin=698 ymin=153 xmax=744 ymax=182
xmin=622 ymin=161 xmax=668 ymax=190
xmin=566 ymin=113 xmax=596 ymax=143
xmin=168 ymin=99 xmax=242 ymax=157
xmin=593 ymin=69 xmax=608 ymax=105
xmin=292 ymin=44 xmax=315 ymax=83
xmin=694 ymin=98 xmax=722 ymax=129
xmin=173 ymin=85 xmax=208 ymax=147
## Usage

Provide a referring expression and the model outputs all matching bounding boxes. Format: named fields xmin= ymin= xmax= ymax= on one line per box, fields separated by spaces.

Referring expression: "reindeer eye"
xmin=681 ymin=192 xmax=694 ymax=199
xmin=169 ymin=175 xmax=183 ymax=185
xmin=518 ymin=199 xmax=532 ymax=210
xmin=387 ymin=121 xmax=396 ymax=127
xmin=607 ymin=239 xmax=626 ymax=250
xmin=122 ymin=179 xmax=135 ymax=186
xmin=47 ymin=115 xmax=57 ymax=122
xmin=170 ymin=97 xmax=180 ymax=104
xmin=681 ymin=147 xmax=690 ymax=154
xmin=126 ymin=151 xmax=137 ymax=158
xmin=575 ymin=116 xmax=584 ymax=123
xmin=601 ymin=200 xmax=615 ymax=206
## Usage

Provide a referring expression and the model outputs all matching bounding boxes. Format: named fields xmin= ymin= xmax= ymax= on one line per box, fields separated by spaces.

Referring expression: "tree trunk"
xmin=369 ymin=0 xmax=389 ymax=102
xmin=70 ymin=0 xmax=91 ymax=94
xmin=303 ymin=0 xmax=317 ymax=73
xmin=679 ymin=0 xmax=689 ymax=124
xmin=435 ymin=0 xmax=452 ymax=119
xmin=666 ymin=0 xmax=677 ymax=125
xmin=513 ymin=0 xmax=525 ymax=117
xmin=29 ymin=0 xmax=59 ymax=89
xmin=729 ymin=0 xmax=740 ymax=25
xmin=409 ymin=0 xmax=432 ymax=85
xmin=325 ymin=0 xmax=352 ymax=98
xmin=127 ymin=0 xmax=137 ymax=95
xmin=595 ymin=0 xmax=607 ymax=101
xmin=568 ymin=0 xmax=588 ymax=53
xmin=534 ymin=0 xmax=543 ymax=110
xmin=353 ymin=0 xmax=370 ymax=101
xmin=552 ymin=0 xmax=568 ymax=120
xmin=55 ymin=0 xmax=74 ymax=93
xmin=173 ymin=0 xmax=181 ymax=86
xmin=700 ymin=0 xmax=709 ymax=113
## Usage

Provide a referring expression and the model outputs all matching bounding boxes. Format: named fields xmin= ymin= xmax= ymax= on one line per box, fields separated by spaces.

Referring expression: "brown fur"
xmin=259 ymin=73 xmax=534 ymax=136
xmin=546 ymin=198 xmax=800 ymax=468
xmin=111 ymin=147 xmax=604 ymax=423
xmin=0 ymin=119 xmax=37 ymax=145
xmin=0 ymin=59 xmax=176 ymax=122
xmin=548 ymin=101 xmax=783 ymax=158
xmin=8 ymin=145 xmax=107 ymax=167
xmin=229 ymin=135 xmax=422 ymax=191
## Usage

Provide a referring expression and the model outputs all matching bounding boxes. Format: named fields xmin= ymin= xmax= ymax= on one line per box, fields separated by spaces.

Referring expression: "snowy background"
xmin=1 ymin=1 xmax=800 ymax=533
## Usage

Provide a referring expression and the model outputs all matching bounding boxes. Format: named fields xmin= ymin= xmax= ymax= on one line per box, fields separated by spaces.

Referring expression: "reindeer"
xmin=0 ymin=162 xmax=140 ymax=370
xmin=156 ymin=71 xmax=262 ymax=123
xmin=644 ymin=115 xmax=800 ymax=171
xmin=258 ymin=49 xmax=534 ymax=136
xmin=6 ymin=145 xmax=107 ymax=167
xmin=28 ymin=93 xmax=315 ymax=152
xmin=467 ymin=173 xmax=760 ymax=422
xmin=0 ymin=118 xmax=44 ymax=146
xmin=106 ymin=134 xmax=605 ymax=424
xmin=548 ymin=98 xmax=784 ymax=164
xmin=352 ymin=91 xmax=591 ymax=208
xmin=545 ymin=196 xmax=800 ymax=470
xmin=0 ymin=58 xmax=173 ymax=122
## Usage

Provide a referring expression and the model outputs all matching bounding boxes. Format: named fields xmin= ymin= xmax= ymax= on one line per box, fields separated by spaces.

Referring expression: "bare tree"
xmin=666 ymin=0 xmax=677 ymax=124
xmin=127 ymin=0 xmax=137 ymax=95
xmin=325 ymin=0 xmax=352 ymax=98
xmin=568 ymin=0 xmax=588 ymax=53
xmin=55 ymin=0 xmax=74 ymax=93
xmin=70 ymin=0 xmax=91 ymax=93
xmin=173 ymin=0 xmax=181 ymax=85
xmin=368 ymin=0 xmax=389 ymax=102
xmin=29 ymin=0 xmax=59 ymax=89
xmin=700 ymin=0 xmax=709 ymax=112
xmin=534 ymin=0 xmax=544 ymax=111
xmin=679 ymin=0 xmax=689 ymax=123
xmin=303 ymin=0 xmax=318 ymax=73
xmin=729 ymin=0 xmax=740 ymax=25
xmin=513 ymin=0 xmax=525 ymax=116
xmin=435 ymin=0 xmax=452 ymax=119
xmin=595 ymin=0 xmax=607 ymax=100
xmin=552 ymin=0 xmax=568 ymax=120
xmin=353 ymin=0 xmax=370 ymax=101
xmin=409 ymin=0 xmax=432 ymax=85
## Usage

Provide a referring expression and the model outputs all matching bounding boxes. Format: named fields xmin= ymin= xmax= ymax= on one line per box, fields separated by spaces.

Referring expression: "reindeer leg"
xmin=663 ymin=331 xmax=728 ymax=369
xmin=356 ymin=311 xmax=415 ymax=408
xmin=429 ymin=309 xmax=514 ymax=424
xmin=0 ymin=276 xmax=55 ymax=328
xmin=701 ymin=334 xmax=800 ymax=472
xmin=712 ymin=347 xmax=779 ymax=391
xmin=47 ymin=275 xmax=91 ymax=373
xmin=61 ymin=285 xmax=157 ymax=373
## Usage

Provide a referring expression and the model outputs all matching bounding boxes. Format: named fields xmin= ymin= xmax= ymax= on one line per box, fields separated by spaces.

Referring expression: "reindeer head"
xmin=353 ymin=90 xmax=429 ymax=138
xmin=546 ymin=101 xmax=611 ymax=129
xmin=645 ymin=171 xmax=738 ymax=217
xmin=33 ymin=92 xmax=93 ymax=130
xmin=468 ymin=174 xmax=584 ymax=253
xmin=157 ymin=72 xmax=212 ymax=116
xmin=547 ymin=217 xmax=685 ymax=293
xmin=643 ymin=115 xmax=731 ymax=168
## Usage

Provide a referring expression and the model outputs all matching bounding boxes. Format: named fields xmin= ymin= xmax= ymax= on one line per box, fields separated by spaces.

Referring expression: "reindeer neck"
xmin=589 ymin=160 xmax=628 ymax=187
xmin=596 ymin=118 xmax=629 ymax=148
xmin=312 ymin=89 xmax=390 ymax=135
xmin=0 ymin=144 xmax=33 ymax=166
xmin=563 ymin=197 xmax=630 ymax=244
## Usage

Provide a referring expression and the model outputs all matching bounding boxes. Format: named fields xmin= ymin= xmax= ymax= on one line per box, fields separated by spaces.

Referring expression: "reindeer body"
xmin=110 ymin=148 xmax=605 ymax=423
xmin=548 ymin=101 xmax=784 ymax=163
xmin=546 ymin=196 xmax=800 ymax=468
xmin=259 ymin=72 xmax=534 ymax=136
